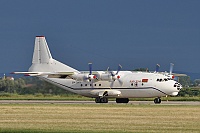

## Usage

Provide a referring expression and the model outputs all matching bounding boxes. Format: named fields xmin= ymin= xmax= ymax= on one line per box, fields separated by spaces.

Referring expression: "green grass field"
xmin=0 ymin=104 xmax=199 ymax=133
xmin=0 ymin=94 xmax=200 ymax=101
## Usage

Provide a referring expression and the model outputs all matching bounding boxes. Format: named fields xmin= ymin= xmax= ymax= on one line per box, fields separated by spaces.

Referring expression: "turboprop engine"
xmin=71 ymin=73 xmax=96 ymax=82
xmin=99 ymin=73 xmax=112 ymax=81
xmin=99 ymin=64 xmax=122 ymax=81
xmin=71 ymin=63 xmax=97 ymax=82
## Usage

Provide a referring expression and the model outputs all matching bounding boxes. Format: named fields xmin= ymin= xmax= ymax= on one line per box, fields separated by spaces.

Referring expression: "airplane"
xmin=12 ymin=36 xmax=183 ymax=104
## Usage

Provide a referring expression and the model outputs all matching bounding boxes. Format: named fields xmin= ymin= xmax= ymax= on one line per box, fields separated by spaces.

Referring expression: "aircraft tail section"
xmin=29 ymin=36 xmax=78 ymax=73
xmin=32 ymin=36 xmax=52 ymax=64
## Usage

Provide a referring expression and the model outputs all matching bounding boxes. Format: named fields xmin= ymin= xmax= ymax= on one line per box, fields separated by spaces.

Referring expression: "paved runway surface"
xmin=0 ymin=100 xmax=199 ymax=105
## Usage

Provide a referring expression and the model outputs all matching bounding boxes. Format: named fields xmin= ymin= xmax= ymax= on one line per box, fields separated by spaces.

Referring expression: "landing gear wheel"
xmin=100 ymin=97 xmax=108 ymax=103
xmin=154 ymin=98 xmax=161 ymax=104
xmin=95 ymin=97 xmax=108 ymax=103
xmin=116 ymin=98 xmax=129 ymax=103
xmin=95 ymin=97 xmax=101 ymax=103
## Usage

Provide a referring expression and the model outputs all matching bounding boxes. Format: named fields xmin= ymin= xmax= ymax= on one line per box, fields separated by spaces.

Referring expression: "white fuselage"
xmin=40 ymin=71 xmax=181 ymax=98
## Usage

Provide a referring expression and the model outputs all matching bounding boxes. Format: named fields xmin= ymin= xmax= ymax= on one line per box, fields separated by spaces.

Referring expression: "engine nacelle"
xmin=88 ymin=74 xmax=97 ymax=80
xmin=112 ymin=75 xmax=120 ymax=80
xmin=99 ymin=73 xmax=112 ymax=81
xmin=71 ymin=73 xmax=97 ymax=82
xmin=168 ymin=74 xmax=175 ymax=79
xmin=71 ymin=73 xmax=86 ymax=81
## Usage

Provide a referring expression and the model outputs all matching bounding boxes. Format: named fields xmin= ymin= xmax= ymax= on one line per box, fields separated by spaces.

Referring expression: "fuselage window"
xmin=85 ymin=84 xmax=87 ymax=86
xmin=157 ymin=79 xmax=159 ymax=81
xmin=81 ymin=84 xmax=83 ymax=87
xmin=99 ymin=84 xmax=101 ymax=86
xmin=159 ymin=79 xmax=162 ymax=82
xmin=135 ymin=82 xmax=138 ymax=87
xmin=94 ymin=84 xmax=96 ymax=86
xmin=131 ymin=83 xmax=133 ymax=86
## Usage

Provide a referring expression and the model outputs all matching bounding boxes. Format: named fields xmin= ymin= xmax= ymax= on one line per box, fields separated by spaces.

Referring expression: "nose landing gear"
xmin=154 ymin=97 xmax=161 ymax=104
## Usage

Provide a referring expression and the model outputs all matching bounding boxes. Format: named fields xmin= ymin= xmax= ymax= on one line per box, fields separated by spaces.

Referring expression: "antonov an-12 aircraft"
xmin=13 ymin=36 xmax=183 ymax=104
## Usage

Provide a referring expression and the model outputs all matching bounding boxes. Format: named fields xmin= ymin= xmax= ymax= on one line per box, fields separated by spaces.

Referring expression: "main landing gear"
xmin=95 ymin=97 xmax=130 ymax=103
xmin=95 ymin=97 xmax=108 ymax=103
xmin=116 ymin=98 xmax=129 ymax=103
xmin=154 ymin=97 xmax=161 ymax=104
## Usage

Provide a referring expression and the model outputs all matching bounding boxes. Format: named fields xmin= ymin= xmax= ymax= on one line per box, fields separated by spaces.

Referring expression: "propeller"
xmin=109 ymin=64 xmax=122 ymax=80
xmin=168 ymin=63 xmax=175 ymax=79
xmin=169 ymin=63 xmax=174 ymax=75
xmin=87 ymin=63 xmax=97 ymax=81
xmin=108 ymin=64 xmax=123 ymax=87
xmin=155 ymin=64 xmax=160 ymax=73
xmin=88 ymin=63 xmax=93 ymax=75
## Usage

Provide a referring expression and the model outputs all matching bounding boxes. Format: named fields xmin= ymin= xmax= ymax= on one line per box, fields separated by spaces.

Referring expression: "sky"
xmin=0 ymin=0 xmax=200 ymax=76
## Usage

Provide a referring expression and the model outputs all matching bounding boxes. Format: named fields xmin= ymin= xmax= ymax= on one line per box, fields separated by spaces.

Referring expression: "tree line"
xmin=0 ymin=77 xmax=70 ymax=95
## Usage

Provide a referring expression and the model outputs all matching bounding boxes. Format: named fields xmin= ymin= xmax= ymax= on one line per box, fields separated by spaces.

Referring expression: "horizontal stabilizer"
xmin=11 ymin=71 xmax=75 ymax=78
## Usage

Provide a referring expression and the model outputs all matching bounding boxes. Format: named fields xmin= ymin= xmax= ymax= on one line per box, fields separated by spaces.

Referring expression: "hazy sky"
xmin=0 ymin=0 xmax=200 ymax=75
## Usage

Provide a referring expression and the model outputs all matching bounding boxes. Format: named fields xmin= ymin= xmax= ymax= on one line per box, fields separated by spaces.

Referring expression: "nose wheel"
xmin=154 ymin=97 xmax=161 ymax=104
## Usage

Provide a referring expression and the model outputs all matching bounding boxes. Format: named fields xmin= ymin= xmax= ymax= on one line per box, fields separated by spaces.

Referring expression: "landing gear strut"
xmin=95 ymin=97 xmax=108 ymax=103
xmin=154 ymin=97 xmax=161 ymax=104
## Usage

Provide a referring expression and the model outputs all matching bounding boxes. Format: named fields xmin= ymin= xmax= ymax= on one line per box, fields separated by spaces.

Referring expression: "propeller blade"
xmin=110 ymin=81 xmax=114 ymax=88
xmin=169 ymin=63 xmax=174 ymax=75
xmin=110 ymin=79 xmax=123 ymax=88
xmin=107 ymin=67 xmax=115 ymax=76
xmin=116 ymin=64 xmax=122 ymax=75
xmin=117 ymin=79 xmax=123 ymax=86
xmin=88 ymin=63 xmax=92 ymax=75
xmin=155 ymin=64 xmax=160 ymax=73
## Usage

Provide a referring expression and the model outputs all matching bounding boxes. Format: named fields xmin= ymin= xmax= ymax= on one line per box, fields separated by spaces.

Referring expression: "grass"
xmin=0 ymin=104 xmax=199 ymax=133
xmin=0 ymin=93 xmax=200 ymax=101
xmin=0 ymin=94 xmax=92 ymax=101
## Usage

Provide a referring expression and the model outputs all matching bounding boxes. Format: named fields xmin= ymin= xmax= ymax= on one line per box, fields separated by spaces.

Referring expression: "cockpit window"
xmin=156 ymin=78 xmax=172 ymax=82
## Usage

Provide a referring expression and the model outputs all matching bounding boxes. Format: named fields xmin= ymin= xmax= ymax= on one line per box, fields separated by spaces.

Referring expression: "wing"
xmin=172 ymin=73 xmax=187 ymax=77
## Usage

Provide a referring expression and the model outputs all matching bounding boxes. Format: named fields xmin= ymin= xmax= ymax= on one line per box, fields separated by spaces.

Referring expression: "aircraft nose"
xmin=173 ymin=82 xmax=182 ymax=91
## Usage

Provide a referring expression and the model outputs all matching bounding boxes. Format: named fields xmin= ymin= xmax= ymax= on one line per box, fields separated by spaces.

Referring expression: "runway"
xmin=0 ymin=100 xmax=199 ymax=105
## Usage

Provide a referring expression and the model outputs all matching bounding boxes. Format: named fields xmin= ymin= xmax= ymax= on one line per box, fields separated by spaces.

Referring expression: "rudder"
xmin=32 ymin=36 xmax=52 ymax=64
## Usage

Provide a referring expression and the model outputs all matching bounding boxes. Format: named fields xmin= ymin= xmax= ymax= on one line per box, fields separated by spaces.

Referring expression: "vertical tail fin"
xmin=32 ymin=36 xmax=52 ymax=64
xmin=29 ymin=36 xmax=78 ymax=73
